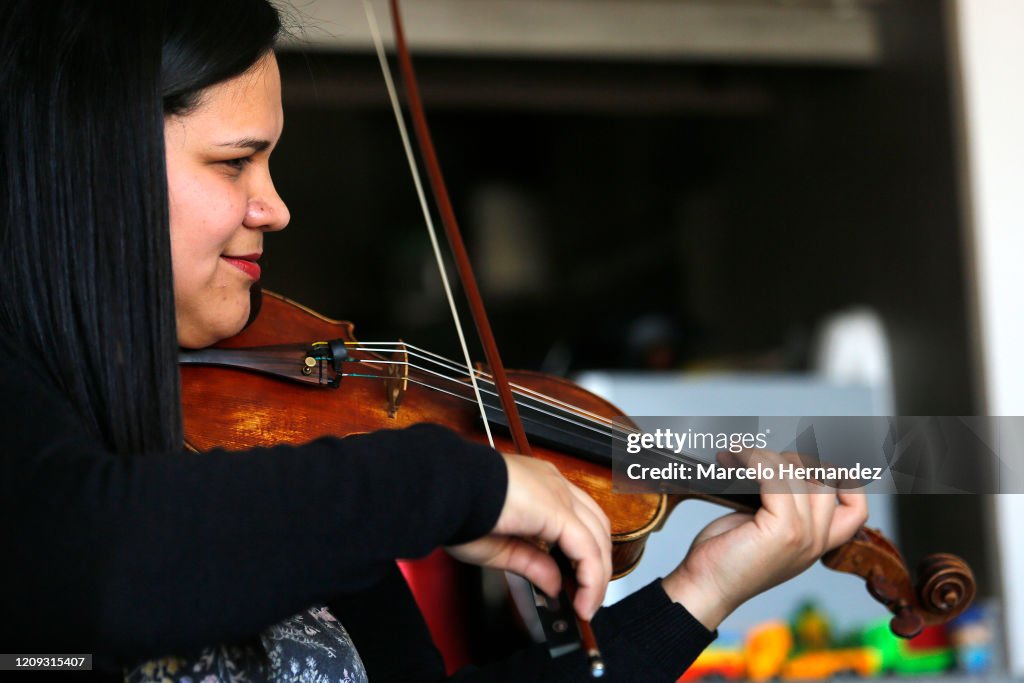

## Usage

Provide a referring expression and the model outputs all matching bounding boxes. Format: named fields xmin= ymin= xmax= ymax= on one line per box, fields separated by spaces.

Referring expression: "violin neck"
xmin=667 ymin=492 xmax=762 ymax=513
xmin=483 ymin=403 xmax=762 ymax=512
xmin=482 ymin=402 xmax=610 ymax=466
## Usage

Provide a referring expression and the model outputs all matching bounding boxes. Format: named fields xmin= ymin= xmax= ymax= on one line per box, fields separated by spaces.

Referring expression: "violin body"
xmin=180 ymin=290 xmax=665 ymax=577
xmin=180 ymin=290 xmax=976 ymax=638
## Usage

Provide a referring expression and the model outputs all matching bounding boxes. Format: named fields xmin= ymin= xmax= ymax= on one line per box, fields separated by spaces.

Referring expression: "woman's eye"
xmin=221 ymin=157 xmax=252 ymax=172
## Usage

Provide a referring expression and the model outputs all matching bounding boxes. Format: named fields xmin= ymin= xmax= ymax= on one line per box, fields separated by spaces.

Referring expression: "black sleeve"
xmin=0 ymin=354 xmax=507 ymax=668
xmin=331 ymin=565 xmax=716 ymax=683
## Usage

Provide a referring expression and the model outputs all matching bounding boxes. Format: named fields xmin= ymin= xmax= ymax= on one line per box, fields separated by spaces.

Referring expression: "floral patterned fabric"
xmin=124 ymin=606 xmax=368 ymax=683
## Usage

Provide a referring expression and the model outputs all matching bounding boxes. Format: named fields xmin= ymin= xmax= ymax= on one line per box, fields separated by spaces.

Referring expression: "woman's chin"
xmin=176 ymin=306 xmax=250 ymax=349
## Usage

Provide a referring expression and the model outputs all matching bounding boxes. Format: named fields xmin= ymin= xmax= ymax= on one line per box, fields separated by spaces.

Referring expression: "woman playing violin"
xmin=0 ymin=1 xmax=867 ymax=681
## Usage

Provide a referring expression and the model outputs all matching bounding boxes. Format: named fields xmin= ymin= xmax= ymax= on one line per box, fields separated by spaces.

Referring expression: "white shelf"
xmin=286 ymin=0 xmax=881 ymax=64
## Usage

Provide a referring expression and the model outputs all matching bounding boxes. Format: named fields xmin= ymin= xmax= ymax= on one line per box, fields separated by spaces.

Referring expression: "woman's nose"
xmin=245 ymin=181 xmax=290 ymax=232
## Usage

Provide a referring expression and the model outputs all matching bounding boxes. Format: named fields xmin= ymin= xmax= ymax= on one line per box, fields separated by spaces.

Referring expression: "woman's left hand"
xmin=661 ymin=448 xmax=869 ymax=631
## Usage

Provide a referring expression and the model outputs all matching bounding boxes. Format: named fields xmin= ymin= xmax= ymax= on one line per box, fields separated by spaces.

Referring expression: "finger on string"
xmin=826 ymin=490 xmax=869 ymax=550
xmin=803 ymin=487 xmax=838 ymax=555
xmin=808 ymin=472 xmax=840 ymax=535
xmin=713 ymin=448 xmax=787 ymax=509
xmin=779 ymin=450 xmax=817 ymax=493
xmin=776 ymin=451 xmax=845 ymax=551
xmin=743 ymin=449 xmax=802 ymax=514
xmin=778 ymin=451 xmax=814 ymax=531
xmin=714 ymin=448 xmax=780 ymax=491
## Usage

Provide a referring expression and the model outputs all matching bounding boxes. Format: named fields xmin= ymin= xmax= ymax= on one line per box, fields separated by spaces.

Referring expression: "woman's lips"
xmin=222 ymin=256 xmax=261 ymax=282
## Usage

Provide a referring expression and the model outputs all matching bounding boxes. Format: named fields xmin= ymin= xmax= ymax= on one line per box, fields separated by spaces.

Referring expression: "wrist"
xmin=660 ymin=570 xmax=733 ymax=632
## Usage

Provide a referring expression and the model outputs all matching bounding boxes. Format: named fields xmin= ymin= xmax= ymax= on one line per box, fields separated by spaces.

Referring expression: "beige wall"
xmin=952 ymin=0 xmax=1024 ymax=672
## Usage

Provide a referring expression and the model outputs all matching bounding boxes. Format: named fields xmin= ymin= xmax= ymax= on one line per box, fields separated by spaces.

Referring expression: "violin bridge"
xmin=384 ymin=341 xmax=409 ymax=418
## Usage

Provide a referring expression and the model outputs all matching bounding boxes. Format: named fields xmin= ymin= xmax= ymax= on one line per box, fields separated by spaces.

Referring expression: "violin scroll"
xmin=916 ymin=553 xmax=977 ymax=622
xmin=822 ymin=527 xmax=975 ymax=637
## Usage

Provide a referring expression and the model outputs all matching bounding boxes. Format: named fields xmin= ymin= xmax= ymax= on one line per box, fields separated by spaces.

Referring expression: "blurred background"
xmin=262 ymin=0 xmax=1023 ymax=678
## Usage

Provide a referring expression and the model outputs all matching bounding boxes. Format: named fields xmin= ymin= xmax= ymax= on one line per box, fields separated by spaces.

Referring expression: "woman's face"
xmin=165 ymin=52 xmax=289 ymax=349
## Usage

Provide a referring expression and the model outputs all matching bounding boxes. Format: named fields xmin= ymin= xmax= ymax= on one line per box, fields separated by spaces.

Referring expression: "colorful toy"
xmin=780 ymin=647 xmax=882 ymax=680
xmin=948 ymin=604 xmax=995 ymax=673
xmin=679 ymin=633 xmax=745 ymax=682
xmin=791 ymin=601 xmax=832 ymax=652
xmin=745 ymin=621 xmax=792 ymax=681
xmin=860 ymin=620 xmax=955 ymax=675
xmin=678 ymin=598 xmax=979 ymax=681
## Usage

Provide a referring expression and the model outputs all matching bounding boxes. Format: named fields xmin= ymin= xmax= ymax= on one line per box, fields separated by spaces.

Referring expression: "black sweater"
xmin=0 ymin=346 xmax=714 ymax=681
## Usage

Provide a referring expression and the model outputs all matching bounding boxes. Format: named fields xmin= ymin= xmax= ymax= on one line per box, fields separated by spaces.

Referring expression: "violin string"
xmin=346 ymin=345 xmax=643 ymax=444
xmin=346 ymin=347 xmax=624 ymax=434
xmin=383 ymin=359 xmax=609 ymax=436
xmin=342 ymin=347 xmax=668 ymax=467
xmin=362 ymin=0 xmax=497 ymax=449
xmin=337 ymin=363 xmax=705 ymax=470
xmin=339 ymin=371 xmax=487 ymax=404
xmin=360 ymin=341 xmax=617 ymax=422
xmin=347 ymin=347 xmax=640 ymax=460
xmin=347 ymin=341 xmax=623 ymax=430
xmin=336 ymin=352 xmax=706 ymax=469
xmin=335 ymin=368 xmax=616 ymax=452
xmin=340 ymin=364 xmax=611 ymax=443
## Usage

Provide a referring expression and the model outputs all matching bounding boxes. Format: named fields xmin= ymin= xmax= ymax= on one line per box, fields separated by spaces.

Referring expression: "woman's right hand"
xmin=446 ymin=453 xmax=612 ymax=621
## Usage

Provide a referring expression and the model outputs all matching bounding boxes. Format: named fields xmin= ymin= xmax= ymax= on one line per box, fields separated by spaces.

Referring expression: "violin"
xmin=179 ymin=289 xmax=976 ymax=642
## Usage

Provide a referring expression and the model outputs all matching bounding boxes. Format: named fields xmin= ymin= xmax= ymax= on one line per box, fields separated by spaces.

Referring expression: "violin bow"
xmin=362 ymin=0 xmax=606 ymax=676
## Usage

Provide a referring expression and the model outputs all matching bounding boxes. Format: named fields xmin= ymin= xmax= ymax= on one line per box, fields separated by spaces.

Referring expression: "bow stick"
xmin=362 ymin=0 xmax=605 ymax=676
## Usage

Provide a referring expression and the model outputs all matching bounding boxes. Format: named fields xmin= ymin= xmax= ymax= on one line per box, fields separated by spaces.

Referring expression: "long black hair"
xmin=0 ymin=0 xmax=282 ymax=455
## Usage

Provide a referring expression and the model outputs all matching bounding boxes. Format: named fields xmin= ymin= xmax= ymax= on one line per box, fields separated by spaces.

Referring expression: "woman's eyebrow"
xmin=217 ymin=137 xmax=271 ymax=152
